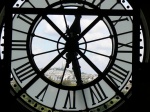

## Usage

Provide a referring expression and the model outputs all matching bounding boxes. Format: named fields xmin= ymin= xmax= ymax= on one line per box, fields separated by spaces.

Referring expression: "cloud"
xmin=32 ymin=15 xmax=112 ymax=73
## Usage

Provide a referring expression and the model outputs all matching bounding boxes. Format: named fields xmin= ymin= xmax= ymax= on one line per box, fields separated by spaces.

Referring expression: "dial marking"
xmin=117 ymin=31 xmax=133 ymax=36
xmin=107 ymin=64 xmax=130 ymax=87
xmin=13 ymin=62 xmax=36 ymax=83
xmin=116 ymin=58 xmax=132 ymax=64
xmin=118 ymin=42 xmax=132 ymax=53
xmin=11 ymin=56 xmax=28 ymax=62
xmin=9 ymin=1 xmax=134 ymax=111
xmin=92 ymin=0 xmax=105 ymax=8
xmin=17 ymin=14 xmax=34 ymax=25
xmin=12 ymin=40 xmax=26 ymax=50
xmin=81 ymin=89 xmax=88 ymax=109
xmin=78 ymin=50 xmax=127 ymax=100
xmin=118 ymin=42 xmax=132 ymax=48
xmin=15 ymin=50 xmax=66 ymax=98
xmin=13 ymin=28 xmax=28 ymax=35
xmin=63 ymin=91 xmax=76 ymax=109
xmin=90 ymin=83 xmax=108 ymax=105
xmin=45 ymin=0 xmax=50 ymax=5
xmin=53 ymin=89 xmax=60 ymax=108
xmin=26 ymin=0 xmax=35 ymax=8
xmin=110 ymin=0 xmax=120 ymax=9
xmin=112 ymin=16 xmax=129 ymax=26
xmin=35 ymin=84 xmax=49 ymax=102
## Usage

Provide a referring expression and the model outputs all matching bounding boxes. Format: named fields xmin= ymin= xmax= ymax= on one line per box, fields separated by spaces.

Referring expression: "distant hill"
xmin=44 ymin=68 xmax=98 ymax=86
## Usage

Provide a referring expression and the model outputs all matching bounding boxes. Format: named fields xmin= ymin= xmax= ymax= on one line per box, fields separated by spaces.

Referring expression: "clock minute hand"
xmin=68 ymin=7 xmax=82 ymax=35
xmin=69 ymin=16 xmax=81 ymax=35
xmin=69 ymin=9 xmax=82 ymax=86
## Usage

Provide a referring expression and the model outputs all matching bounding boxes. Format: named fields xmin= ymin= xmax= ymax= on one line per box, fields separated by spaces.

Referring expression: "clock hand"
xmin=66 ymin=52 xmax=82 ymax=86
xmin=60 ymin=2 xmax=69 ymax=32
xmin=66 ymin=52 xmax=72 ymax=68
xmin=66 ymin=9 xmax=82 ymax=86
xmin=69 ymin=9 xmax=81 ymax=35
xmin=71 ymin=52 xmax=83 ymax=86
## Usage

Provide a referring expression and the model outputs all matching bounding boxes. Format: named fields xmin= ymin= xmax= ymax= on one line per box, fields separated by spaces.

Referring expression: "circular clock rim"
xmin=25 ymin=2 xmax=118 ymax=90
xmin=1 ymin=0 xmax=149 ymax=112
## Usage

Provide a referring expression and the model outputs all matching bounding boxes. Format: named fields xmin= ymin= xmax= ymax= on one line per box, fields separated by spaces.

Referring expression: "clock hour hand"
xmin=66 ymin=52 xmax=82 ymax=86
xmin=65 ymin=8 xmax=82 ymax=86
xmin=71 ymin=53 xmax=83 ymax=86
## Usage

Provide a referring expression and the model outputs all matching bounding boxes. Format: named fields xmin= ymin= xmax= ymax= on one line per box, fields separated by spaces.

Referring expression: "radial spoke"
xmin=15 ymin=50 xmax=66 ymax=98
xmin=77 ymin=50 xmax=127 ymax=100
xmin=79 ymin=35 xmax=111 ymax=45
xmin=77 ymin=50 xmax=104 ymax=77
xmin=79 ymin=48 xmax=110 ymax=58
xmin=34 ymin=34 xmax=65 ymax=45
xmin=78 ymin=16 xmax=102 ymax=41
xmin=40 ymin=50 xmax=66 ymax=74
xmin=33 ymin=48 xmax=64 ymax=56
xmin=60 ymin=61 xmax=68 ymax=84
xmin=42 ymin=15 xmax=68 ymax=41
xmin=103 ymin=77 xmax=127 ymax=101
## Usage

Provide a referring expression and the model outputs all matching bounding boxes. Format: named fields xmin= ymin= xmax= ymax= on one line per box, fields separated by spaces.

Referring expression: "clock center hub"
xmin=65 ymin=37 xmax=79 ymax=52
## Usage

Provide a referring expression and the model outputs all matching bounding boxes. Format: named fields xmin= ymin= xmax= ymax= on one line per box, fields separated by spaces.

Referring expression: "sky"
xmin=32 ymin=14 xmax=111 ymax=74
xmin=0 ymin=0 xmax=144 ymax=75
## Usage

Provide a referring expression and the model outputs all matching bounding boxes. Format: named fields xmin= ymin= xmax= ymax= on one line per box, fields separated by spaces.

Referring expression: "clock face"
xmin=0 ymin=0 xmax=144 ymax=111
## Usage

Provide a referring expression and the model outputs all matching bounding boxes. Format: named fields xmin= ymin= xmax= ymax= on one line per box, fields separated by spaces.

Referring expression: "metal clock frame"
xmin=1 ymin=0 xmax=149 ymax=112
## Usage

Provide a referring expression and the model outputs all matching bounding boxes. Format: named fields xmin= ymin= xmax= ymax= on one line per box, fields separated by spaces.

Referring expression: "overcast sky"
xmin=32 ymin=14 xmax=111 ymax=74
xmin=0 ymin=0 xmax=144 ymax=75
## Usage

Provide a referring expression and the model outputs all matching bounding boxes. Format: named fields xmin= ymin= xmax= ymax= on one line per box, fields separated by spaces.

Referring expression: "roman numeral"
xmin=90 ymin=83 xmax=108 ymax=105
xmin=45 ymin=0 xmax=50 ymax=5
xmin=11 ymin=56 xmax=28 ymax=62
xmin=13 ymin=62 xmax=36 ymax=83
xmin=17 ymin=14 xmax=34 ymax=25
xmin=107 ymin=64 xmax=129 ymax=87
xmin=116 ymin=58 xmax=132 ymax=64
xmin=117 ymin=30 xmax=133 ymax=36
xmin=63 ymin=91 xmax=76 ymax=109
xmin=13 ymin=28 xmax=28 ymax=35
xmin=110 ymin=0 xmax=121 ymax=9
xmin=81 ymin=89 xmax=88 ymax=109
xmin=112 ymin=16 xmax=129 ymax=26
xmin=92 ymin=0 xmax=105 ymax=8
xmin=35 ymin=84 xmax=49 ymax=101
xmin=118 ymin=42 xmax=132 ymax=53
xmin=26 ymin=0 xmax=35 ymax=8
xmin=12 ymin=40 xmax=26 ymax=50
xmin=118 ymin=42 xmax=132 ymax=48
